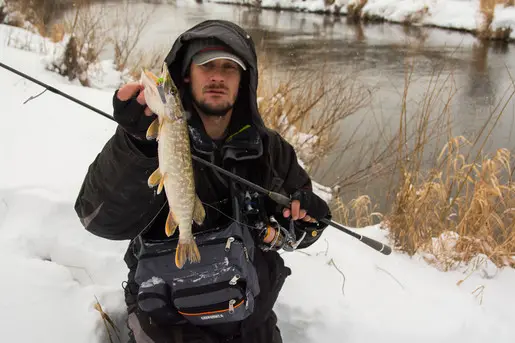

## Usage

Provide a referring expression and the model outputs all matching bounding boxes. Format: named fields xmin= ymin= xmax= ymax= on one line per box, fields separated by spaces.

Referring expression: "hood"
xmin=164 ymin=20 xmax=265 ymax=134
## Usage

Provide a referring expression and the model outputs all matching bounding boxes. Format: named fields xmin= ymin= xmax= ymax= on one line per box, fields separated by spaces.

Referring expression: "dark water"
xmin=65 ymin=1 xmax=515 ymax=207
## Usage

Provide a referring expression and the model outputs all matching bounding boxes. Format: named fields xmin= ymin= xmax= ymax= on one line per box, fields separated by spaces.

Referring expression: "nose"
xmin=208 ymin=68 xmax=225 ymax=83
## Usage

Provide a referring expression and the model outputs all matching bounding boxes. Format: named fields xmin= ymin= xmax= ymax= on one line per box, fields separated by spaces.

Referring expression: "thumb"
xmin=116 ymin=82 xmax=143 ymax=101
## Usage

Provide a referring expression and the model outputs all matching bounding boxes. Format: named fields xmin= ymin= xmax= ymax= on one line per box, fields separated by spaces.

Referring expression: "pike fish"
xmin=140 ymin=62 xmax=205 ymax=269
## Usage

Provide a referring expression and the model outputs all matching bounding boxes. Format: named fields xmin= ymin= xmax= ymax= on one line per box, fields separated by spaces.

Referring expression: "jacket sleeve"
xmin=268 ymin=132 xmax=329 ymax=249
xmin=74 ymin=126 xmax=163 ymax=240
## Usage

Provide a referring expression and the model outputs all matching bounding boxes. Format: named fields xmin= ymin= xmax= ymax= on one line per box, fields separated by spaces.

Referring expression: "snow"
xmin=492 ymin=4 xmax=515 ymax=33
xmin=210 ymin=0 xmax=515 ymax=40
xmin=1 ymin=23 xmax=515 ymax=343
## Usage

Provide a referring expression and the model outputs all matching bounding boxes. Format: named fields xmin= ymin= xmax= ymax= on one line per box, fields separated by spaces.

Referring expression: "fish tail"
xmin=175 ymin=236 xmax=201 ymax=269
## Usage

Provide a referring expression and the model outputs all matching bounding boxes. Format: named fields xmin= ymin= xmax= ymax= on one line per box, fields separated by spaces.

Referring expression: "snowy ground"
xmin=1 ymin=24 xmax=515 ymax=343
xmin=210 ymin=0 xmax=515 ymax=40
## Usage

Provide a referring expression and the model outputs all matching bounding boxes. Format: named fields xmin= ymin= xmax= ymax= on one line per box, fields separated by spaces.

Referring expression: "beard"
xmin=193 ymin=97 xmax=234 ymax=117
xmin=191 ymin=84 xmax=236 ymax=117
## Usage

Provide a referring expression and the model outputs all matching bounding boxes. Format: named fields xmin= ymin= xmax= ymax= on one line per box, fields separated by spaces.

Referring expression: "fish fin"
xmin=192 ymin=195 xmax=206 ymax=225
xmin=165 ymin=210 xmax=179 ymax=237
xmin=175 ymin=236 xmax=201 ymax=269
xmin=146 ymin=118 xmax=160 ymax=140
xmin=157 ymin=173 xmax=167 ymax=194
xmin=159 ymin=119 xmax=165 ymax=135
xmin=148 ymin=168 xmax=162 ymax=188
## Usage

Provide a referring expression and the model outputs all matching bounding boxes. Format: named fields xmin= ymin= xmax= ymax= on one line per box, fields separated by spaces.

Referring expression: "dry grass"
xmin=332 ymin=192 xmax=383 ymax=228
xmin=0 ymin=2 xmax=7 ymax=24
xmin=256 ymin=56 xmax=371 ymax=170
xmin=48 ymin=22 xmax=65 ymax=43
xmin=387 ymin=139 xmax=515 ymax=269
xmin=478 ymin=0 xmax=513 ymax=40
xmin=110 ymin=2 xmax=154 ymax=72
xmin=3 ymin=0 xmax=153 ymax=87
xmin=347 ymin=0 xmax=368 ymax=22
xmin=479 ymin=0 xmax=497 ymax=30
xmin=126 ymin=45 xmax=168 ymax=81
xmin=384 ymin=63 xmax=515 ymax=269
xmin=43 ymin=0 xmax=153 ymax=86
xmin=2 ymin=0 xmax=70 ymax=36
xmin=49 ymin=0 xmax=112 ymax=86
xmin=94 ymin=296 xmax=122 ymax=343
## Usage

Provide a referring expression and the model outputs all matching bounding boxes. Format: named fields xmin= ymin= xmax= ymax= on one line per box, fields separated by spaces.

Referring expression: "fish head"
xmin=158 ymin=62 xmax=185 ymax=121
xmin=140 ymin=62 xmax=185 ymax=121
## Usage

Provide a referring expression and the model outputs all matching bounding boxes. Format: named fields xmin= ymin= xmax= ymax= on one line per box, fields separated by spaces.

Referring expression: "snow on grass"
xmin=209 ymin=0 xmax=515 ymax=40
xmin=1 ymin=24 xmax=514 ymax=343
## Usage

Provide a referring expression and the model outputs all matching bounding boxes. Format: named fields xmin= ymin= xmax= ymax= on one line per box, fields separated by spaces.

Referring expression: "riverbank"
xmin=2 ymin=24 xmax=515 ymax=342
xmin=210 ymin=0 xmax=515 ymax=41
xmin=2 ymin=0 xmax=514 ymax=271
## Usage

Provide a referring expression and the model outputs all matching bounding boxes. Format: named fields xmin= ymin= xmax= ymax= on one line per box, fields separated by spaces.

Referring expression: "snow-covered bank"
xmin=210 ymin=0 xmax=515 ymax=41
xmin=1 ymin=24 xmax=515 ymax=343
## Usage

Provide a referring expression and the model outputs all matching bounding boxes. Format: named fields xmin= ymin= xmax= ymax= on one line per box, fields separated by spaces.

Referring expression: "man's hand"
xmin=282 ymin=190 xmax=330 ymax=224
xmin=116 ymin=82 xmax=154 ymax=116
xmin=282 ymin=200 xmax=316 ymax=223
xmin=113 ymin=82 xmax=156 ymax=140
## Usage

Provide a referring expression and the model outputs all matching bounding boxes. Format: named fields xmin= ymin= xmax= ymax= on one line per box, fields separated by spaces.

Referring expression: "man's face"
xmin=186 ymin=59 xmax=242 ymax=117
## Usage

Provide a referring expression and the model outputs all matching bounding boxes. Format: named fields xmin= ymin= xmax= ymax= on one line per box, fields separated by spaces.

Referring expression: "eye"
xmin=223 ymin=63 xmax=239 ymax=74
xmin=199 ymin=63 xmax=213 ymax=70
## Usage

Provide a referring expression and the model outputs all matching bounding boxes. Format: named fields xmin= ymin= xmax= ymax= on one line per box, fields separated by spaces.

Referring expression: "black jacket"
xmin=74 ymin=20 xmax=326 ymax=336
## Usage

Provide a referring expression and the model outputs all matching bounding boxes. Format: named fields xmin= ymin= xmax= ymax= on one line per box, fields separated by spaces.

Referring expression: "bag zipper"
xmin=177 ymin=298 xmax=245 ymax=316
xmin=175 ymin=282 xmax=246 ymax=315
xmin=173 ymin=281 xmax=244 ymax=299
xmin=138 ymin=236 xmax=245 ymax=259
xmin=228 ymin=299 xmax=236 ymax=314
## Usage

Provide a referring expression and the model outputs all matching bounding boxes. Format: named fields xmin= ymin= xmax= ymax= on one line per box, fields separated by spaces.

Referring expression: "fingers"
xmin=283 ymin=200 xmax=317 ymax=222
xmin=283 ymin=201 xmax=304 ymax=220
xmin=302 ymin=215 xmax=317 ymax=223
xmin=136 ymin=88 xmax=146 ymax=105
xmin=117 ymin=82 xmax=154 ymax=117
xmin=117 ymin=82 xmax=142 ymax=101
xmin=134 ymin=86 xmax=154 ymax=117
xmin=291 ymin=200 xmax=301 ymax=220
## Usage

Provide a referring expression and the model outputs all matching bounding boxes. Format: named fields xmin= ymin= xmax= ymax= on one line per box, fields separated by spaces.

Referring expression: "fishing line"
xmin=132 ymin=199 xmax=169 ymax=240
xmin=0 ymin=61 xmax=393 ymax=255
xmin=135 ymin=196 xmax=263 ymax=238
xmin=199 ymin=200 xmax=262 ymax=231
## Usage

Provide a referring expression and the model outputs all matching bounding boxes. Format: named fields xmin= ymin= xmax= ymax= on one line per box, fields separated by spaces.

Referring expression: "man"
xmin=75 ymin=20 xmax=330 ymax=343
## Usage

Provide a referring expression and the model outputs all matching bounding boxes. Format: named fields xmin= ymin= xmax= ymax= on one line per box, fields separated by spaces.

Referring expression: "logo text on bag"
xmin=200 ymin=314 xmax=224 ymax=320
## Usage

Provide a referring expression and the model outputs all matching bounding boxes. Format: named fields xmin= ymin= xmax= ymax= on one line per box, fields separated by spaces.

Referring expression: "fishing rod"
xmin=0 ymin=62 xmax=114 ymax=121
xmin=0 ymin=62 xmax=392 ymax=256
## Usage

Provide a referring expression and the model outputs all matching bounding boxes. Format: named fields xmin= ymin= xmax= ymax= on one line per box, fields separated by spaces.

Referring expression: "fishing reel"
xmin=240 ymin=190 xmax=305 ymax=251
xmin=257 ymin=217 xmax=306 ymax=252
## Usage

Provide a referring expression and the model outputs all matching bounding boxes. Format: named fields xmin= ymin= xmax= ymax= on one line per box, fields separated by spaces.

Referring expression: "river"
xmin=61 ymin=1 xmax=515 ymax=210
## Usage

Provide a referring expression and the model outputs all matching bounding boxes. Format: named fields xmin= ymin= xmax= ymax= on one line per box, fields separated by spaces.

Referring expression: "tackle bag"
xmin=133 ymin=221 xmax=261 ymax=326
